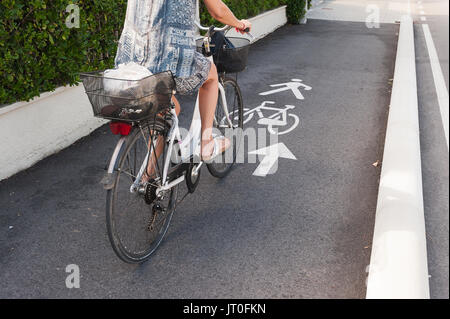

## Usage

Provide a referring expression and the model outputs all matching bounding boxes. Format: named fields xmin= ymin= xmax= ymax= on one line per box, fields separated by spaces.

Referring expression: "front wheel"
xmin=207 ymin=77 xmax=244 ymax=178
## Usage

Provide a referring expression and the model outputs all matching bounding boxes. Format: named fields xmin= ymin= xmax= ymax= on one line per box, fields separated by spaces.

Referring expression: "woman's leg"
xmin=172 ymin=95 xmax=181 ymax=115
xmin=149 ymin=96 xmax=180 ymax=170
xmin=142 ymin=96 xmax=180 ymax=183
xmin=199 ymin=63 xmax=230 ymax=158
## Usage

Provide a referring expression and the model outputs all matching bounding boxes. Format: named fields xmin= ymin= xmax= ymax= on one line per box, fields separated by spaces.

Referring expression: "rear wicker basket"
xmin=80 ymin=70 xmax=175 ymax=122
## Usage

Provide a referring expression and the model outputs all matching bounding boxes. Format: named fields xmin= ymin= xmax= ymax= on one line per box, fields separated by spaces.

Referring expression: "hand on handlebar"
xmin=236 ymin=19 xmax=252 ymax=34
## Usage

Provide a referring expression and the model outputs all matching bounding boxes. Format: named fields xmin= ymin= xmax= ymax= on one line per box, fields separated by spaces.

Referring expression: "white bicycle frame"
xmin=125 ymin=22 xmax=247 ymax=195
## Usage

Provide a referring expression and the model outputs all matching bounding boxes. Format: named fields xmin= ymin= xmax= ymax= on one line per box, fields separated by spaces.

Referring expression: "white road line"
xmin=422 ymin=24 xmax=450 ymax=150
xmin=421 ymin=16 xmax=427 ymax=21
xmin=420 ymin=10 xmax=425 ymax=14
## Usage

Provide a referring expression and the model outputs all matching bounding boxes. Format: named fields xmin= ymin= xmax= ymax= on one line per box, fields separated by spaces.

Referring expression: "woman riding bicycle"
xmin=114 ymin=0 xmax=251 ymax=168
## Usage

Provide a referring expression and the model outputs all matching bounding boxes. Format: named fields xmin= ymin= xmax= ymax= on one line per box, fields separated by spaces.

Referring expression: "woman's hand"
xmin=203 ymin=0 xmax=252 ymax=34
xmin=236 ymin=19 xmax=252 ymax=34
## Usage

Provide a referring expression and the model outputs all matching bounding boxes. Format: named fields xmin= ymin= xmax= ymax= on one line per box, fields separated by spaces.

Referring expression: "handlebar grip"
xmin=244 ymin=27 xmax=250 ymax=33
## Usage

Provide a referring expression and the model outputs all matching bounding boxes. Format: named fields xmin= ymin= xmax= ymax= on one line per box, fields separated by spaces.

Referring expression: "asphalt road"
xmin=414 ymin=0 xmax=449 ymax=299
xmin=0 ymin=20 xmax=397 ymax=298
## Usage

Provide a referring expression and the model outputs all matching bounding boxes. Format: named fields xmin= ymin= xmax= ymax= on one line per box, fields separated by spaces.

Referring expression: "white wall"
xmin=225 ymin=6 xmax=287 ymax=42
xmin=0 ymin=85 xmax=106 ymax=181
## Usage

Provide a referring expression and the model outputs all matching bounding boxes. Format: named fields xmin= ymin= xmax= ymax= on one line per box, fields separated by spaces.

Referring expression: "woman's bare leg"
xmin=142 ymin=96 xmax=180 ymax=183
xmin=199 ymin=63 xmax=230 ymax=158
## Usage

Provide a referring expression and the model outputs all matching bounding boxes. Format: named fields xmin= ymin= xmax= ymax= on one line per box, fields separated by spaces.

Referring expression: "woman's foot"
xmin=201 ymin=135 xmax=231 ymax=162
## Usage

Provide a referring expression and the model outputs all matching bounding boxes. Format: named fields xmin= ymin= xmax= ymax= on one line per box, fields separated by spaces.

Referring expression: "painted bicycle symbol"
xmin=224 ymin=101 xmax=300 ymax=135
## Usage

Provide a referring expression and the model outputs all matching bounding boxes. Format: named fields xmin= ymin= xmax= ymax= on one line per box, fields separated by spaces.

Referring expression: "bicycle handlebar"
xmin=194 ymin=20 xmax=254 ymax=39
xmin=194 ymin=20 xmax=229 ymax=32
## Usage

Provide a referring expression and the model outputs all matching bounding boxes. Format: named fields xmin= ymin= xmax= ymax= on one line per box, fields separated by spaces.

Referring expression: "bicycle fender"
xmin=102 ymin=136 xmax=127 ymax=190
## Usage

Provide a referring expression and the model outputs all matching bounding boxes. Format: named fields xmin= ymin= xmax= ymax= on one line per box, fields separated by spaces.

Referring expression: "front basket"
xmin=197 ymin=37 xmax=251 ymax=73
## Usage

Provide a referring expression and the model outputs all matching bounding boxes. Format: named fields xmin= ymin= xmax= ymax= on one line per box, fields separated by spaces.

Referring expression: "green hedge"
xmin=200 ymin=0 xmax=287 ymax=27
xmin=286 ymin=0 xmax=308 ymax=24
xmin=0 ymin=0 xmax=127 ymax=105
xmin=1 ymin=0 xmax=308 ymax=105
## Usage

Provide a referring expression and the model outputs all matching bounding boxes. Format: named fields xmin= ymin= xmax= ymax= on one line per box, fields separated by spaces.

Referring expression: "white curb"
xmin=366 ymin=15 xmax=430 ymax=299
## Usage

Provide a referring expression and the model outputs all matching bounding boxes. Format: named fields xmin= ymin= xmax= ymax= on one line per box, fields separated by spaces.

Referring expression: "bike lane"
xmin=413 ymin=0 xmax=449 ymax=298
xmin=0 ymin=19 xmax=398 ymax=298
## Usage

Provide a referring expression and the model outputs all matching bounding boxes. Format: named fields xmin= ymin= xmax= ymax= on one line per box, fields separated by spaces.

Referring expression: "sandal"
xmin=201 ymin=135 xmax=231 ymax=163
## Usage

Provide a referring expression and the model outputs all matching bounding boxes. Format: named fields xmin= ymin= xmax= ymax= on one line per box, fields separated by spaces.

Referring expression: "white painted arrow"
xmin=248 ymin=143 xmax=297 ymax=177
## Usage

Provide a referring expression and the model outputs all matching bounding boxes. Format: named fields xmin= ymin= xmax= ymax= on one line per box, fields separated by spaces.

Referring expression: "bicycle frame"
xmin=155 ymin=62 xmax=232 ymax=194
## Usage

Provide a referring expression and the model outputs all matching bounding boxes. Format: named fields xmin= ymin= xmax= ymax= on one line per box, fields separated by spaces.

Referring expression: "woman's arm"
xmin=202 ymin=0 xmax=251 ymax=33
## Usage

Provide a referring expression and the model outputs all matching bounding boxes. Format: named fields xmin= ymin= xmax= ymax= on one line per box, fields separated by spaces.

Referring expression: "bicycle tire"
xmin=207 ymin=77 xmax=244 ymax=178
xmin=106 ymin=118 xmax=177 ymax=264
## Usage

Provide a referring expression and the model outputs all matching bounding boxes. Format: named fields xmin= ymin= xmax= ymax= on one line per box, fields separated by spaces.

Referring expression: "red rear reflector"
xmin=109 ymin=122 xmax=132 ymax=136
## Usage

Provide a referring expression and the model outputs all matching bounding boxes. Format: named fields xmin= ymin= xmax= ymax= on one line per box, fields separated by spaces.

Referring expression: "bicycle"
xmin=225 ymin=101 xmax=300 ymax=135
xmin=81 ymin=22 xmax=252 ymax=263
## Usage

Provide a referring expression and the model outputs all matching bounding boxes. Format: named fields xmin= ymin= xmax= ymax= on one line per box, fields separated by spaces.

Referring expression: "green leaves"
xmin=286 ymin=0 xmax=308 ymax=24
xmin=0 ymin=0 xmax=127 ymax=104
xmin=200 ymin=1 xmax=287 ymax=29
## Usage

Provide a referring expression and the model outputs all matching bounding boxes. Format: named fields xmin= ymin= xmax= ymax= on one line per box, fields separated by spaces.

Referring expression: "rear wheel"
xmin=207 ymin=77 xmax=244 ymax=178
xmin=106 ymin=119 xmax=177 ymax=264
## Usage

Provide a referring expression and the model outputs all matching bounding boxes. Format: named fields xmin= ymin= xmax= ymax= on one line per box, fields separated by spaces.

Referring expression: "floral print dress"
xmin=114 ymin=0 xmax=211 ymax=95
